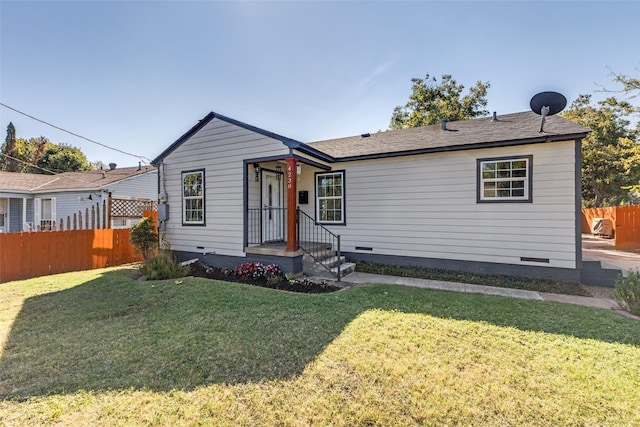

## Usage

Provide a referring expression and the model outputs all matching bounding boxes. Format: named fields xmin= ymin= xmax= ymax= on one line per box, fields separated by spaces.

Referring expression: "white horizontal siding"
xmin=161 ymin=118 xmax=290 ymax=256
xmin=104 ymin=171 xmax=157 ymax=200
xmin=323 ymin=141 xmax=578 ymax=269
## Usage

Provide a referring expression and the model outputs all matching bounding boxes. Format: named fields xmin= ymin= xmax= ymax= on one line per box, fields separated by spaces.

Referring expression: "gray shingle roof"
xmin=0 ymin=166 xmax=156 ymax=193
xmin=307 ymin=111 xmax=589 ymax=160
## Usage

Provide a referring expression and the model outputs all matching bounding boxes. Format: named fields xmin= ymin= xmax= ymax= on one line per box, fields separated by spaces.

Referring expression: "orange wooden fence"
xmin=582 ymin=205 xmax=640 ymax=250
xmin=0 ymin=228 xmax=143 ymax=283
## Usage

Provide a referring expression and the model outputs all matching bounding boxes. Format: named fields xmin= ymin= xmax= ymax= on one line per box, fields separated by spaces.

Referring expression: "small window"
xmin=478 ymin=156 xmax=532 ymax=203
xmin=112 ymin=218 xmax=128 ymax=228
xmin=36 ymin=197 xmax=56 ymax=230
xmin=182 ymin=169 xmax=205 ymax=225
xmin=316 ymin=171 xmax=345 ymax=224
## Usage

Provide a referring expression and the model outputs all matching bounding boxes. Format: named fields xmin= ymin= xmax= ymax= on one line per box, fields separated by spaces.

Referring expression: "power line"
xmin=0 ymin=102 xmax=152 ymax=163
xmin=0 ymin=152 xmax=57 ymax=175
xmin=0 ymin=152 xmax=136 ymax=189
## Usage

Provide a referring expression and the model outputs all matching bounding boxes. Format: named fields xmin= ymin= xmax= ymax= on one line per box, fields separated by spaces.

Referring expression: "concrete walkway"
xmin=582 ymin=234 xmax=640 ymax=277
xmin=341 ymin=272 xmax=629 ymax=313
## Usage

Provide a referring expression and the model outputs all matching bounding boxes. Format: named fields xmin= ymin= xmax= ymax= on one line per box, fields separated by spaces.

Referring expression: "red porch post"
xmin=286 ymin=157 xmax=298 ymax=252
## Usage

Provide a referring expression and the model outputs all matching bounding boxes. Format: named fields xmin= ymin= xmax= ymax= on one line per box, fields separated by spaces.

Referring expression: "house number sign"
xmin=287 ymin=164 xmax=293 ymax=189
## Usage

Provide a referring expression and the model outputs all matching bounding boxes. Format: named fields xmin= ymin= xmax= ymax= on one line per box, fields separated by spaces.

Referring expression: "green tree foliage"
xmin=37 ymin=143 xmax=93 ymax=173
xmin=390 ymin=73 xmax=490 ymax=129
xmin=1 ymin=123 xmax=93 ymax=173
xmin=0 ymin=122 xmax=19 ymax=171
xmin=130 ymin=216 xmax=158 ymax=260
xmin=562 ymin=94 xmax=640 ymax=207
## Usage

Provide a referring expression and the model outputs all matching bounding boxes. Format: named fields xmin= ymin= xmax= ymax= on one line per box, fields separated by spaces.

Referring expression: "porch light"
xmin=275 ymin=165 xmax=282 ymax=181
xmin=297 ymin=163 xmax=301 ymax=175
xmin=253 ymin=163 xmax=260 ymax=182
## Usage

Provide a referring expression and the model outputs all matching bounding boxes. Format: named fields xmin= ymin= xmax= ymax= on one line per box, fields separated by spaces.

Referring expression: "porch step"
xmin=322 ymin=256 xmax=357 ymax=278
xmin=302 ymin=252 xmax=356 ymax=280
xmin=581 ymin=260 xmax=623 ymax=288
xmin=331 ymin=262 xmax=356 ymax=278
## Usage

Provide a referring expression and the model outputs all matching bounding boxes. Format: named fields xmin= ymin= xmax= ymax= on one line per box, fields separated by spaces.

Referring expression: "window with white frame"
xmin=478 ymin=156 xmax=532 ymax=202
xmin=182 ymin=169 xmax=205 ymax=225
xmin=316 ymin=171 xmax=345 ymax=224
xmin=35 ymin=197 xmax=56 ymax=230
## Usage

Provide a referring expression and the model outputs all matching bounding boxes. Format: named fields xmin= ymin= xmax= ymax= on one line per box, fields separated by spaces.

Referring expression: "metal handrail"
xmin=247 ymin=207 xmax=287 ymax=245
xmin=296 ymin=208 xmax=342 ymax=280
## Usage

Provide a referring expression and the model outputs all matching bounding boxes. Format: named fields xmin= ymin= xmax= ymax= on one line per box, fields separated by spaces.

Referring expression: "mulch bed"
xmin=187 ymin=261 xmax=342 ymax=294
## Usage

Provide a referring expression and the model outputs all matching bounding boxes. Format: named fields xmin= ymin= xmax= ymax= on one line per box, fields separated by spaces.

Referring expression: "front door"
xmin=262 ymin=171 xmax=284 ymax=242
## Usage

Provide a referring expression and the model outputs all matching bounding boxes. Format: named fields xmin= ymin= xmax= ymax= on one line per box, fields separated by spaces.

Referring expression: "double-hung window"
xmin=316 ymin=171 xmax=345 ymax=224
xmin=478 ymin=156 xmax=532 ymax=202
xmin=34 ymin=197 xmax=56 ymax=230
xmin=182 ymin=169 xmax=205 ymax=225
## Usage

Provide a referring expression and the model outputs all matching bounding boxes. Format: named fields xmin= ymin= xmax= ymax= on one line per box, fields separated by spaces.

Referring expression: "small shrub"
xmin=267 ymin=275 xmax=283 ymax=286
xmin=234 ymin=262 xmax=265 ymax=279
xmin=614 ymin=270 xmax=640 ymax=315
xmin=264 ymin=264 xmax=283 ymax=279
xmin=140 ymin=253 xmax=188 ymax=280
xmin=130 ymin=217 xmax=158 ymax=260
xmin=233 ymin=262 xmax=285 ymax=283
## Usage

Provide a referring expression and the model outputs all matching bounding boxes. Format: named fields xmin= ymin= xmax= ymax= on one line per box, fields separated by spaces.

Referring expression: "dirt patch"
xmin=187 ymin=261 xmax=342 ymax=294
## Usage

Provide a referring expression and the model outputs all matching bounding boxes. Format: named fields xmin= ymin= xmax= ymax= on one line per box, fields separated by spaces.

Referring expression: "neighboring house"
xmin=0 ymin=164 xmax=157 ymax=232
xmin=151 ymin=111 xmax=590 ymax=283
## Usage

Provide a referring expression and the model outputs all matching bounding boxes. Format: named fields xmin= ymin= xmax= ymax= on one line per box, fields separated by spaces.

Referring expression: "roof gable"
xmin=151 ymin=112 xmax=332 ymax=165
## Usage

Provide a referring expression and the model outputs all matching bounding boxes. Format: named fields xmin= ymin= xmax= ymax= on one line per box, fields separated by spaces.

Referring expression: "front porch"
xmin=243 ymin=156 xmax=349 ymax=278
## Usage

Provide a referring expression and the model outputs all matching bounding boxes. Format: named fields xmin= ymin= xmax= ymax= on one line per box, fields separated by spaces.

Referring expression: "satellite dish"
xmin=530 ymin=91 xmax=567 ymax=132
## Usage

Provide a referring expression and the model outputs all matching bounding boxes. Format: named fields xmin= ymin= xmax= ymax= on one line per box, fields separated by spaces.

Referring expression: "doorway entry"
xmin=261 ymin=170 xmax=284 ymax=242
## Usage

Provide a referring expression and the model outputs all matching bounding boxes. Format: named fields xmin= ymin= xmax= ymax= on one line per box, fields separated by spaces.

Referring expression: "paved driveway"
xmin=582 ymin=234 xmax=640 ymax=276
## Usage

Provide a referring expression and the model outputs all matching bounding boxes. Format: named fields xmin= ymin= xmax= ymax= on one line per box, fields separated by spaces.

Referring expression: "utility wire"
xmin=0 ymin=153 xmax=57 ymax=175
xmin=0 ymin=102 xmax=152 ymax=163
xmin=0 ymin=152 xmax=147 ymax=189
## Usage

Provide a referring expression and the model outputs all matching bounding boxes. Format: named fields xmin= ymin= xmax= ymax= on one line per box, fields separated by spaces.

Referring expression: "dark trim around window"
xmin=314 ymin=170 xmax=346 ymax=225
xmin=476 ymin=155 xmax=533 ymax=203
xmin=181 ymin=168 xmax=206 ymax=226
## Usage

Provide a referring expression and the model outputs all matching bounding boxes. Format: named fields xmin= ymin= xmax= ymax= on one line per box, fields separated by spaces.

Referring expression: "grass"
xmin=354 ymin=260 xmax=592 ymax=296
xmin=1 ymin=266 xmax=639 ymax=426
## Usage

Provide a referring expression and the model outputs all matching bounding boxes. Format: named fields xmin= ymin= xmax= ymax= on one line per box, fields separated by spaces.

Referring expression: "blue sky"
xmin=1 ymin=1 xmax=639 ymax=167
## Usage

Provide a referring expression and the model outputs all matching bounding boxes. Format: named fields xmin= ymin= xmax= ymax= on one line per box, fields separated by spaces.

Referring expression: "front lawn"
xmin=1 ymin=266 xmax=639 ymax=426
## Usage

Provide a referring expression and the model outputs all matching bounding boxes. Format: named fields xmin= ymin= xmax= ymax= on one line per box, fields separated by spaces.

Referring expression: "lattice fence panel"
xmin=111 ymin=198 xmax=157 ymax=218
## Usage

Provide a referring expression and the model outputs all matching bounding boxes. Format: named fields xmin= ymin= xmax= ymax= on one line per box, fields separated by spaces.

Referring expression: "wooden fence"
xmin=0 ymin=228 xmax=144 ymax=283
xmin=581 ymin=205 xmax=640 ymax=250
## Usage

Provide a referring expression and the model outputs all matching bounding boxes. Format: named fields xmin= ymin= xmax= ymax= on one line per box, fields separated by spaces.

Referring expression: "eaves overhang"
xmin=329 ymin=132 xmax=589 ymax=163
xmin=151 ymin=112 xmax=335 ymax=166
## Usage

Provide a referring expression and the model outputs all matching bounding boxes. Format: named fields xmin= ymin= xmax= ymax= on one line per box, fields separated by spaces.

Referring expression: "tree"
xmin=0 ymin=122 xmax=18 ymax=171
xmin=130 ymin=217 xmax=158 ymax=260
xmin=601 ymin=67 xmax=640 ymax=99
xmin=561 ymin=94 xmax=640 ymax=207
xmin=36 ymin=143 xmax=93 ymax=173
xmin=1 ymin=123 xmax=93 ymax=173
xmin=390 ymin=73 xmax=490 ymax=129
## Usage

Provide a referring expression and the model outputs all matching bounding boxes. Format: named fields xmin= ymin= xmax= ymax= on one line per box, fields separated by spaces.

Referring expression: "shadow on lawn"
xmin=1 ymin=269 xmax=638 ymax=400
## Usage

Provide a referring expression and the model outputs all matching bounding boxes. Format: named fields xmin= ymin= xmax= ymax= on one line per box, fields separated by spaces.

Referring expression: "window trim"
xmin=477 ymin=155 xmax=533 ymax=203
xmin=181 ymin=168 xmax=206 ymax=226
xmin=34 ymin=197 xmax=56 ymax=230
xmin=315 ymin=170 xmax=346 ymax=225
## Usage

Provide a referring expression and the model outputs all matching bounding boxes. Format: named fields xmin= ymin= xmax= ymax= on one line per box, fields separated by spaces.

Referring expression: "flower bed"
xmin=188 ymin=261 xmax=341 ymax=294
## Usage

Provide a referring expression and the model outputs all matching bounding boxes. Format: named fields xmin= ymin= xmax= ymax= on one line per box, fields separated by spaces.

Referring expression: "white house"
xmin=0 ymin=164 xmax=157 ymax=232
xmin=151 ymin=111 xmax=590 ymax=283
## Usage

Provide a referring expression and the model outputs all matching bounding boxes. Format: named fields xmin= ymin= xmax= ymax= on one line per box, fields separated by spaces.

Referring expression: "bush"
xmin=614 ymin=270 xmax=640 ymax=315
xmin=130 ymin=217 xmax=158 ymax=260
xmin=139 ymin=253 xmax=188 ymax=280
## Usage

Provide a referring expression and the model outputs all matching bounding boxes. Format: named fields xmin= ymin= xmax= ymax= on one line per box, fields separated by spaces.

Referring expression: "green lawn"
xmin=1 ymin=266 xmax=639 ymax=426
